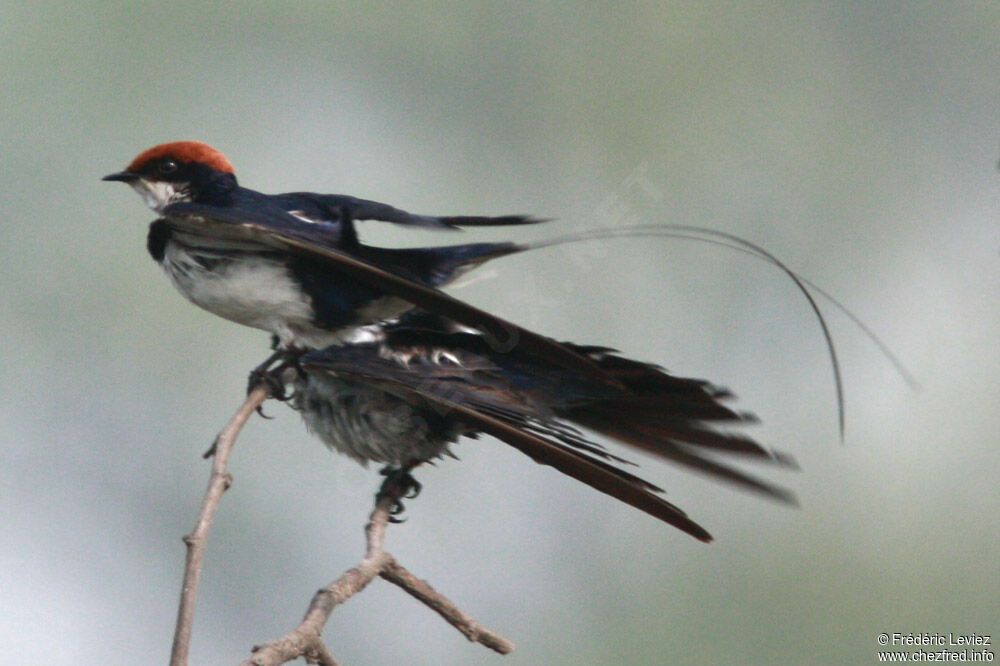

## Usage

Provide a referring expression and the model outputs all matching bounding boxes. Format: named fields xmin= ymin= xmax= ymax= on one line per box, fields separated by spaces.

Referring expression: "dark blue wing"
xmin=160 ymin=201 xmax=605 ymax=380
xmin=279 ymin=193 xmax=547 ymax=229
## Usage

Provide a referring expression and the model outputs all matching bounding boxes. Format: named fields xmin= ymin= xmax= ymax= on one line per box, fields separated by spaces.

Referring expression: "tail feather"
xmin=441 ymin=400 xmax=715 ymax=541
xmin=581 ymin=395 xmax=745 ymax=422
xmin=558 ymin=345 xmax=797 ymax=498
xmin=570 ymin=405 xmax=775 ymax=459
xmin=570 ymin=410 xmax=796 ymax=503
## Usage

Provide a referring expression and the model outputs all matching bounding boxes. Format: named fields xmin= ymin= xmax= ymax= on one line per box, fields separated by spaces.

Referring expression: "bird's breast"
xmin=159 ymin=236 xmax=323 ymax=346
xmin=154 ymin=231 xmax=418 ymax=349
xmin=293 ymin=372 xmax=461 ymax=465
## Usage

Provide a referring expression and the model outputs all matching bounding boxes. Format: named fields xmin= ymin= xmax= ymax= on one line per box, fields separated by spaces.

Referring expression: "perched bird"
xmin=102 ymin=141 xmax=588 ymax=374
xmin=105 ymin=141 xmax=799 ymax=540
xmin=292 ymin=313 xmax=796 ymax=541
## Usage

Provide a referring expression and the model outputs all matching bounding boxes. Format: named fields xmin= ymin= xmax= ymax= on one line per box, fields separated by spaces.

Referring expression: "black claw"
xmin=387 ymin=501 xmax=408 ymax=523
xmin=246 ymin=351 xmax=304 ymax=420
xmin=247 ymin=360 xmax=283 ymax=419
xmin=376 ymin=465 xmax=423 ymax=520
xmin=247 ymin=365 xmax=290 ymax=400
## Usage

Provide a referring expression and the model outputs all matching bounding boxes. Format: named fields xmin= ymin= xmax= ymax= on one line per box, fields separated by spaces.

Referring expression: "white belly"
xmin=161 ymin=240 xmax=337 ymax=348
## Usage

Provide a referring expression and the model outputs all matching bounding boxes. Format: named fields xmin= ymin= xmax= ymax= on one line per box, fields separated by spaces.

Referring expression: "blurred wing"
xmin=161 ymin=202 xmax=603 ymax=380
xmin=379 ymin=324 xmax=798 ymax=503
xmin=328 ymin=194 xmax=546 ymax=228
xmin=285 ymin=193 xmax=547 ymax=229
xmin=301 ymin=345 xmax=714 ymax=541
xmin=558 ymin=345 xmax=799 ymax=503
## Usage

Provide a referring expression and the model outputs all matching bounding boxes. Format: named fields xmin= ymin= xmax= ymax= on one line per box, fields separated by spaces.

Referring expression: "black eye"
xmin=158 ymin=159 xmax=178 ymax=175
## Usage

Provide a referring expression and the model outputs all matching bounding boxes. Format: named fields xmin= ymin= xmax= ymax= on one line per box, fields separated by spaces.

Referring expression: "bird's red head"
xmin=126 ymin=141 xmax=235 ymax=175
xmin=104 ymin=141 xmax=237 ymax=212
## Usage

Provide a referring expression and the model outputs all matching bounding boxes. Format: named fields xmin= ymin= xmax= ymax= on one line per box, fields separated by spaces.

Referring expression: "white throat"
xmin=130 ymin=178 xmax=187 ymax=213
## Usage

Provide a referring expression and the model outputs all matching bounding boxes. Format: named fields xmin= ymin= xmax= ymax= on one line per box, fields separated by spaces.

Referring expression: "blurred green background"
xmin=2 ymin=2 xmax=997 ymax=664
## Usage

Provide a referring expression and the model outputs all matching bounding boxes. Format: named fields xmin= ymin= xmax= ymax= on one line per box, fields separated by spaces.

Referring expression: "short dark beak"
xmin=102 ymin=171 xmax=137 ymax=183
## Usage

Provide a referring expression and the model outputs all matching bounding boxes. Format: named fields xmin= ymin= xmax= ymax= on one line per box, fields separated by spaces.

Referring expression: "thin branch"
xmin=379 ymin=560 xmax=515 ymax=654
xmin=170 ymin=384 xmax=271 ymax=666
xmin=241 ymin=496 xmax=515 ymax=665
xmin=168 ymin=375 xmax=514 ymax=665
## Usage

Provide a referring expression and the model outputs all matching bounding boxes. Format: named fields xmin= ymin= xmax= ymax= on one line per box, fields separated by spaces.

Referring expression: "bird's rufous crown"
xmin=127 ymin=141 xmax=235 ymax=175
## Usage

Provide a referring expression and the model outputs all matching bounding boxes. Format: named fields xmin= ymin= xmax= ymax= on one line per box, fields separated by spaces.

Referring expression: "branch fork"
xmin=169 ymin=382 xmax=513 ymax=666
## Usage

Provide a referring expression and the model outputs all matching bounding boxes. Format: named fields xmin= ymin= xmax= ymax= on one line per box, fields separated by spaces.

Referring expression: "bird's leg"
xmin=247 ymin=349 xmax=287 ymax=395
xmin=247 ymin=348 xmax=303 ymax=419
xmin=377 ymin=462 xmax=423 ymax=523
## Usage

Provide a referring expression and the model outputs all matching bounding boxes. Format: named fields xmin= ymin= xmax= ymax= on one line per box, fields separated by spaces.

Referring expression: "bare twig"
xmin=241 ymin=495 xmax=515 ymax=665
xmin=170 ymin=384 xmax=271 ymax=666
xmin=380 ymin=560 xmax=515 ymax=654
xmin=169 ymin=377 xmax=513 ymax=665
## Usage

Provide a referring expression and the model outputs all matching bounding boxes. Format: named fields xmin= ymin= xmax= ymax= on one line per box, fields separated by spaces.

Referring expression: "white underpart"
xmin=160 ymin=233 xmax=348 ymax=349
xmin=135 ymin=182 xmax=413 ymax=347
xmin=337 ymin=324 xmax=387 ymax=345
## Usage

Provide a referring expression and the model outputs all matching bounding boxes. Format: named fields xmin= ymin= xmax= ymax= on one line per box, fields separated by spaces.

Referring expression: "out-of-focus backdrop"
xmin=2 ymin=3 xmax=997 ymax=664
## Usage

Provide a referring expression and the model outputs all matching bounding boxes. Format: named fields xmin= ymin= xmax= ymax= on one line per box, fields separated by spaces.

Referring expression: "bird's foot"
xmin=247 ymin=350 xmax=300 ymax=418
xmin=377 ymin=465 xmax=423 ymax=523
